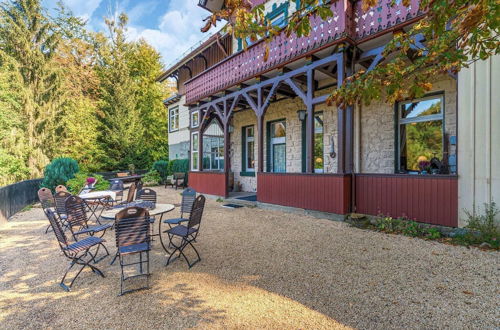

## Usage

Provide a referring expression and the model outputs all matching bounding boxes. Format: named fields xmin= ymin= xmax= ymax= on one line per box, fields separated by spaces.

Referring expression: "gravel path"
xmin=0 ymin=187 xmax=498 ymax=329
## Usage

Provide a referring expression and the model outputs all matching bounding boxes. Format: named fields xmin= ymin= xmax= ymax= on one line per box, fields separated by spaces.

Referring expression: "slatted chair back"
xmin=110 ymin=180 xmax=124 ymax=191
xmin=180 ymin=188 xmax=196 ymax=217
xmin=115 ymin=207 xmax=150 ymax=249
xmin=38 ymin=188 xmax=55 ymax=209
xmin=45 ymin=209 xmax=69 ymax=249
xmin=65 ymin=195 xmax=89 ymax=228
xmin=135 ymin=181 xmax=143 ymax=199
xmin=137 ymin=188 xmax=156 ymax=204
xmin=126 ymin=182 xmax=137 ymax=203
xmin=54 ymin=191 xmax=71 ymax=216
xmin=55 ymin=185 xmax=68 ymax=193
xmin=187 ymin=195 xmax=205 ymax=230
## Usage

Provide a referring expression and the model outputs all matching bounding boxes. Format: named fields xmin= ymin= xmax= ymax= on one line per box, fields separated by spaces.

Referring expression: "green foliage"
xmin=170 ymin=159 xmax=189 ymax=174
xmin=454 ymin=203 xmax=500 ymax=249
xmin=375 ymin=217 xmax=402 ymax=233
xmin=66 ymin=172 xmax=108 ymax=194
xmin=152 ymin=160 xmax=169 ymax=181
xmin=375 ymin=216 xmax=441 ymax=239
xmin=143 ymin=170 xmax=162 ymax=185
xmin=41 ymin=157 xmax=79 ymax=190
xmin=400 ymin=221 xmax=424 ymax=237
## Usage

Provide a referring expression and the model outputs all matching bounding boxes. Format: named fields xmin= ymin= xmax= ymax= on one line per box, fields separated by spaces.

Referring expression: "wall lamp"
xmin=297 ymin=110 xmax=307 ymax=121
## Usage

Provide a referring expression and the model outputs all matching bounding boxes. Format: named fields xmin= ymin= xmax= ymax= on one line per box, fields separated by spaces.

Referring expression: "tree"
xmin=203 ymin=0 xmax=499 ymax=106
xmin=0 ymin=0 xmax=63 ymax=177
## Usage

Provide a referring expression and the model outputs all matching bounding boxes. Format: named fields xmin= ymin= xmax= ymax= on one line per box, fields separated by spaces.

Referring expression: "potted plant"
xmin=418 ymin=160 xmax=431 ymax=174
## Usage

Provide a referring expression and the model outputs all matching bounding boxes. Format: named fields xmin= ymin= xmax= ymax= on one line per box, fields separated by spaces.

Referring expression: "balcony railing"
xmin=185 ymin=0 xmax=422 ymax=104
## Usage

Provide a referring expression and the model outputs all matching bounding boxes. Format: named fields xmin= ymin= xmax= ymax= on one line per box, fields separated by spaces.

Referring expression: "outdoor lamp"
xmin=228 ymin=125 xmax=234 ymax=133
xmin=297 ymin=110 xmax=307 ymax=121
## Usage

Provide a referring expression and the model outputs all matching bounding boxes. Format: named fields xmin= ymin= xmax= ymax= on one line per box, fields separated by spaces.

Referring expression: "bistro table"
xmin=108 ymin=174 xmax=144 ymax=184
xmin=79 ymin=190 xmax=117 ymax=223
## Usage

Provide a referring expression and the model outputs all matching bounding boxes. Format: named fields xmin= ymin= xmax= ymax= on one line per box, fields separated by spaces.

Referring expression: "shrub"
xmin=375 ymin=217 xmax=401 ymax=233
xmin=401 ymin=221 xmax=424 ymax=237
xmin=41 ymin=158 xmax=79 ymax=191
xmin=66 ymin=172 xmax=108 ymax=194
xmin=454 ymin=203 xmax=500 ymax=249
xmin=152 ymin=160 xmax=169 ymax=181
xmin=143 ymin=170 xmax=161 ymax=186
xmin=170 ymin=159 xmax=189 ymax=174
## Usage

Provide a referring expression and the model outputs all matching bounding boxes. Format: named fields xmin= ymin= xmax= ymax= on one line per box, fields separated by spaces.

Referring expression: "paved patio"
xmin=0 ymin=187 xmax=498 ymax=329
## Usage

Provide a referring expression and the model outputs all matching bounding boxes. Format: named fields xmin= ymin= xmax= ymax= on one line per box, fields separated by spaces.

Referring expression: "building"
xmin=158 ymin=0 xmax=499 ymax=227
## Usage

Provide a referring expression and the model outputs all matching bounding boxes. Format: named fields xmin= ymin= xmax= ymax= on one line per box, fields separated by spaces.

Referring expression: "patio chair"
xmin=166 ymin=195 xmax=205 ymax=268
xmin=114 ymin=207 xmax=151 ymax=295
xmin=137 ymin=188 xmax=156 ymax=204
xmin=160 ymin=188 xmax=196 ymax=251
xmin=109 ymin=180 xmax=124 ymax=203
xmin=45 ymin=209 xmax=106 ymax=292
xmin=135 ymin=181 xmax=143 ymax=199
xmin=55 ymin=185 xmax=68 ymax=193
xmin=39 ymin=188 xmax=56 ymax=233
xmin=65 ymin=195 xmax=113 ymax=248
xmin=54 ymin=191 xmax=72 ymax=230
xmin=167 ymin=173 xmax=186 ymax=190
xmin=164 ymin=175 xmax=174 ymax=188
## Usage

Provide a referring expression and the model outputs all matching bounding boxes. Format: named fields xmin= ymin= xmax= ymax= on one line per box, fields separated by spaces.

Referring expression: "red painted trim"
xmin=189 ymin=171 xmax=227 ymax=197
xmin=257 ymin=172 xmax=351 ymax=214
xmin=355 ymin=174 xmax=458 ymax=227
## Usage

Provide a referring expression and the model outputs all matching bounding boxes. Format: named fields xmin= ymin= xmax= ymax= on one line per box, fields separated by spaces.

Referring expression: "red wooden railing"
xmin=185 ymin=0 xmax=423 ymax=104
xmin=189 ymin=171 xmax=227 ymax=197
xmin=355 ymin=174 xmax=458 ymax=227
xmin=257 ymin=173 xmax=351 ymax=214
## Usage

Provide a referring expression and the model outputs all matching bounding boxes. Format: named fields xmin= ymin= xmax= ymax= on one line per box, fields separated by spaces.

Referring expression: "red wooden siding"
xmin=355 ymin=174 xmax=458 ymax=227
xmin=189 ymin=172 xmax=227 ymax=197
xmin=257 ymin=173 xmax=351 ymax=214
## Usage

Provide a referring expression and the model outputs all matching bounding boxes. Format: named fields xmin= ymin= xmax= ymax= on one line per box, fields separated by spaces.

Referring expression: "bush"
xmin=41 ymin=158 xmax=79 ymax=191
xmin=170 ymin=159 xmax=189 ymax=174
xmin=454 ymin=203 xmax=500 ymax=249
xmin=143 ymin=170 xmax=161 ymax=186
xmin=152 ymin=160 xmax=169 ymax=181
xmin=66 ymin=172 xmax=109 ymax=194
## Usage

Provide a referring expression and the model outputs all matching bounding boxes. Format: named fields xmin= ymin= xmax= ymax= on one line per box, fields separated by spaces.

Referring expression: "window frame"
xmin=202 ymin=121 xmax=224 ymax=172
xmin=396 ymin=92 xmax=446 ymax=173
xmin=301 ymin=112 xmax=324 ymax=173
xmin=191 ymin=132 xmax=199 ymax=171
xmin=241 ymin=125 xmax=256 ymax=176
xmin=266 ymin=119 xmax=287 ymax=173
xmin=191 ymin=110 xmax=199 ymax=128
xmin=169 ymin=106 xmax=179 ymax=133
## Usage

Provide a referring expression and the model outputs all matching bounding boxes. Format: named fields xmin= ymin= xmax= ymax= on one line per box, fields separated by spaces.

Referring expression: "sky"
xmin=42 ymin=0 xmax=220 ymax=67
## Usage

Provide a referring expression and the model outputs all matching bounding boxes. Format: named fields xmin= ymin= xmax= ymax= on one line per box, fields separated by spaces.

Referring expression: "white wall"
xmin=458 ymin=54 xmax=500 ymax=226
xmin=168 ymin=95 xmax=190 ymax=146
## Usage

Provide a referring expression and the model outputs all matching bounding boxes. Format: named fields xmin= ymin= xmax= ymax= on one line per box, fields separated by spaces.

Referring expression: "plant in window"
xmin=418 ymin=160 xmax=431 ymax=174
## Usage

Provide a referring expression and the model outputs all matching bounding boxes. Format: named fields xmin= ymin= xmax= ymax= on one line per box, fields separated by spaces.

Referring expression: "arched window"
xmin=202 ymin=121 xmax=224 ymax=171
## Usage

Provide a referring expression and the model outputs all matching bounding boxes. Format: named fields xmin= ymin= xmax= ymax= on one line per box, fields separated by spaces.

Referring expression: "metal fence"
xmin=0 ymin=178 xmax=43 ymax=223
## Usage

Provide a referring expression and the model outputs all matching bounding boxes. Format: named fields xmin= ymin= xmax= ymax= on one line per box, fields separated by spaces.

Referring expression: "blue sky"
xmin=42 ymin=0 xmax=220 ymax=67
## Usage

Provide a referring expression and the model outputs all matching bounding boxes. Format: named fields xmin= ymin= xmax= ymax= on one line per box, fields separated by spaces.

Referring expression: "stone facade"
xmin=230 ymin=94 xmax=339 ymax=192
xmin=359 ymin=76 xmax=457 ymax=174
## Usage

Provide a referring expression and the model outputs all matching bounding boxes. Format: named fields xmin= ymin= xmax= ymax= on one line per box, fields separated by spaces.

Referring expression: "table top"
xmin=100 ymin=203 xmax=175 ymax=219
xmin=79 ymin=190 xmax=117 ymax=200
xmin=108 ymin=175 xmax=144 ymax=182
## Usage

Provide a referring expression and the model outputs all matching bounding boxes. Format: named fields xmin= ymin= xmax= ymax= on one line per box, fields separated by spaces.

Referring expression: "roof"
xmin=163 ymin=94 xmax=182 ymax=106
xmin=156 ymin=31 xmax=223 ymax=82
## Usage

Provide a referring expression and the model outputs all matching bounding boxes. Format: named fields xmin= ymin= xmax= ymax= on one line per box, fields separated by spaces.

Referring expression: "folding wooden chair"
xmin=45 ymin=209 xmax=106 ymax=291
xmin=39 ymin=188 xmax=56 ymax=233
xmin=55 ymin=185 xmax=68 ymax=193
xmin=114 ymin=207 xmax=151 ymax=295
xmin=166 ymin=195 xmax=205 ymax=268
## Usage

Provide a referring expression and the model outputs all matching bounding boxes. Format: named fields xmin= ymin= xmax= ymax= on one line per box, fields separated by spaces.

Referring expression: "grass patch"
xmin=21 ymin=204 xmax=33 ymax=212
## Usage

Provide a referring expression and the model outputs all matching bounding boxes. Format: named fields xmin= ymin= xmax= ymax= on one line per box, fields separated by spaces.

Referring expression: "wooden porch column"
xmin=306 ymin=68 xmax=315 ymax=173
xmin=345 ymin=105 xmax=354 ymax=173
xmin=337 ymin=107 xmax=346 ymax=173
xmin=257 ymin=114 xmax=264 ymax=173
xmin=223 ymin=122 xmax=230 ymax=197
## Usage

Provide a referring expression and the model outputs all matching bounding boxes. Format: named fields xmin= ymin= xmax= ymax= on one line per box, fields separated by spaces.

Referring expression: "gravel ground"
xmin=0 ymin=186 xmax=498 ymax=329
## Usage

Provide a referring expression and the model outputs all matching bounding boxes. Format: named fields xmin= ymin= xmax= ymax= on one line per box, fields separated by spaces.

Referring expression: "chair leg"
xmin=60 ymin=251 xmax=105 ymax=291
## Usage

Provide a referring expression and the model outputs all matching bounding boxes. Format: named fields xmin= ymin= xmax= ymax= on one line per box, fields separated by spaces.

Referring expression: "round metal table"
xmin=79 ymin=190 xmax=117 ymax=223
xmin=100 ymin=203 xmax=175 ymax=220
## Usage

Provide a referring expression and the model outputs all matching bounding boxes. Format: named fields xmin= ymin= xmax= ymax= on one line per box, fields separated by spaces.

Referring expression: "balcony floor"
xmin=0 ymin=187 xmax=497 ymax=328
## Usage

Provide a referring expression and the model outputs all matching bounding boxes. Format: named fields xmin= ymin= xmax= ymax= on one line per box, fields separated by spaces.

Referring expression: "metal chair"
xmin=136 ymin=188 xmax=156 ymax=204
xmin=135 ymin=181 xmax=143 ymax=199
xmin=114 ymin=207 xmax=151 ymax=295
xmin=160 ymin=188 xmax=196 ymax=252
xmin=109 ymin=180 xmax=124 ymax=202
xmin=55 ymin=185 xmax=68 ymax=193
xmin=65 ymin=195 xmax=113 ymax=251
xmin=166 ymin=195 xmax=205 ymax=268
xmin=45 ymin=209 xmax=106 ymax=291
xmin=54 ymin=191 xmax=71 ymax=230
xmin=39 ymin=188 xmax=55 ymax=233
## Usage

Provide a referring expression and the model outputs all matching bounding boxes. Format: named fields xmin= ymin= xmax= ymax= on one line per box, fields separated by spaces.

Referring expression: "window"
xmin=397 ymin=94 xmax=444 ymax=172
xmin=202 ymin=122 xmax=224 ymax=171
xmin=169 ymin=107 xmax=179 ymax=132
xmin=191 ymin=111 xmax=199 ymax=128
xmin=242 ymin=125 xmax=255 ymax=175
xmin=301 ymin=113 xmax=324 ymax=173
xmin=237 ymin=3 xmax=289 ymax=51
xmin=191 ymin=132 xmax=199 ymax=171
xmin=268 ymin=120 xmax=286 ymax=173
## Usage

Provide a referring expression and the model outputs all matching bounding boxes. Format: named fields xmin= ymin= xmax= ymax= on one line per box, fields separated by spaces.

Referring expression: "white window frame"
xmin=191 ymin=110 xmax=199 ymax=128
xmin=314 ymin=114 xmax=324 ymax=173
xmin=245 ymin=126 xmax=255 ymax=172
xmin=270 ymin=121 xmax=286 ymax=173
xmin=169 ymin=106 xmax=179 ymax=132
xmin=191 ymin=132 xmax=199 ymax=171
